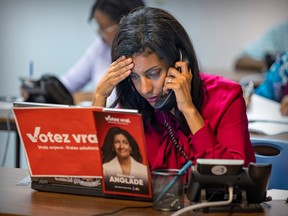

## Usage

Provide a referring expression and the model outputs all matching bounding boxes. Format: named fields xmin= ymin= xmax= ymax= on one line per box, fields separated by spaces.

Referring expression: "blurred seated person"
xmin=245 ymin=51 xmax=288 ymax=115
xmin=20 ymin=0 xmax=145 ymax=106
xmin=60 ymin=0 xmax=145 ymax=106
xmin=234 ymin=21 xmax=288 ymax=72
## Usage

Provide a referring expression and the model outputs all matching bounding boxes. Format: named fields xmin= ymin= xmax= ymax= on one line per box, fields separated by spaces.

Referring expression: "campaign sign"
xmin=93 ymin=110 xmax=152 ymax=199
xmin=13 ymin=107 xmax=102 ymax=177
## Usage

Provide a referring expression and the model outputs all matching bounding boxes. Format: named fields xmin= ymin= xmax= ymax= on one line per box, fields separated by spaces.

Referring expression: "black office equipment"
xmin=186 ymin=159 xmax=271 ymax=212
xmin=21 ymin=75 xmax=74 ymax=105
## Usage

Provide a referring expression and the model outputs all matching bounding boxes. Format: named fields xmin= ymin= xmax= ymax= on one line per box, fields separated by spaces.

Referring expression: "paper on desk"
xmin=249 ymin=122 xmax=288 ymax=135
xmin=16 ymin=175 xmax=31 ymax=186
xmin=247 ymin=94 xmax=288 ymax=135
xmin=267 ymin=189 xmax=288 ymax=201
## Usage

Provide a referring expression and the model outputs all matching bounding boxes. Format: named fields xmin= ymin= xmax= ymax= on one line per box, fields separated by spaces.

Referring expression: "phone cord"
xmin=163 ymin=113 xmax=189 ymax=160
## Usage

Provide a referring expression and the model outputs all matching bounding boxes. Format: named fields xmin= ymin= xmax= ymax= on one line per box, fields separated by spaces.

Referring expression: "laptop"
xmin=13 ymin=101 xmax=152 ymax=201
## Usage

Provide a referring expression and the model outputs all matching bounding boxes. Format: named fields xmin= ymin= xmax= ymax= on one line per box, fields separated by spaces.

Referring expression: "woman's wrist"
xmin=182 ymin=106 xmax=205 ymax=134
xmin=92 ymin=93 xmax=107 ymax=107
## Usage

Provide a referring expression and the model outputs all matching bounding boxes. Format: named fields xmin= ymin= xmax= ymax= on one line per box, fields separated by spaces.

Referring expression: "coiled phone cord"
xmin=162 ymin=112 xmax=189 ymax=160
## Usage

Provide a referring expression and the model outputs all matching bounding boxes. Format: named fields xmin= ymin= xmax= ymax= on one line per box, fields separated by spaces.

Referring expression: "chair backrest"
xmin=251 ymin=138 xmax=288 ymax=190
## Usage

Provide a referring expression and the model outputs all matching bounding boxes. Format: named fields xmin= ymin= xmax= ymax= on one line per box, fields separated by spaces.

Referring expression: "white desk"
xmin=247 ymin=94 xmax=288 ymax=135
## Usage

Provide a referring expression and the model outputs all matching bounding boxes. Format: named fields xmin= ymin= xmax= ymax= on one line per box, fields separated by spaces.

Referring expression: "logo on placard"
xmin=26 ymin=126 xmax=98 ymax=144
xmin=104 ymin=115 xmax=131 ymax=125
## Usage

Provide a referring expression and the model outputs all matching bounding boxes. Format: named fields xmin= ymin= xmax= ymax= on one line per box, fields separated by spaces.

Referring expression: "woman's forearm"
xmin=182 ymin=106 xmax=205 ymax=135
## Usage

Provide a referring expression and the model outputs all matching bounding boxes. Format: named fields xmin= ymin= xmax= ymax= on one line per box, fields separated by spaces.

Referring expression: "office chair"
xmin=251 ymin=138 xmax=288 ymax=190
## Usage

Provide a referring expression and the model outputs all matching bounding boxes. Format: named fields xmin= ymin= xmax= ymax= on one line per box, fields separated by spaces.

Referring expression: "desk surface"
xmin=0 ymin=168 xmax=287 ymax=216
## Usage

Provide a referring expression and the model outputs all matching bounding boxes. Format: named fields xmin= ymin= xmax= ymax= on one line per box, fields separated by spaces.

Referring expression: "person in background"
xmin=234 ymin=21 xmax=288 ymax=72
xmin=253 ymin=51 xmax=288 ymax=115
xmin=60 ymin=0 xmax=145 ymax=105
xmin=92 ymin=7 xmax=256 ymax=173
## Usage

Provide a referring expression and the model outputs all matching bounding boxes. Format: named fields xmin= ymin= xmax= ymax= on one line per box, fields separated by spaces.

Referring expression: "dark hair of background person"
xmin=111 ymin=7 xmax=206 ymax=135
xmin=101 ymin=127 xmax=143 ymax=164
xmin=88 ymin=0 xmax=145 ymax=22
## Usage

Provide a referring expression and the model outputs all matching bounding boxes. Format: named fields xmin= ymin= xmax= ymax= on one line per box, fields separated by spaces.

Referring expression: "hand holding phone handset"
xmin=155 ymin=50 xmax=190 ymax=159
xmin=154 ymin=50 xmax=185 ymax=111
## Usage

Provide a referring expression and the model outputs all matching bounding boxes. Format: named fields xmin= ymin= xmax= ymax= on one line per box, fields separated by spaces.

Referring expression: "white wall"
xmin=1 ymin=0 xmax=287 ymax=96
xmin=148 ymin=0 xmax=288 ymax=70
xmin=0 ymin=0 xmax=287 ymax=168
xmin=0 ymin=0 xmax=95 ymax=97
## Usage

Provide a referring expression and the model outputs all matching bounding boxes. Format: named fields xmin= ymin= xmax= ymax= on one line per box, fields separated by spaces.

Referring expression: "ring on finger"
xmin=168 ymin=76 xmax=173 ymax=83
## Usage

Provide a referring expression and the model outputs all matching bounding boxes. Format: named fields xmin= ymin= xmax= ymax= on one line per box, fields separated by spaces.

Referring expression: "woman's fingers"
xmin=107 ymin=57 xmax=133 ymax=84
xmin=164 ymin=61 xmax=192 ymax=91
xmin=96 ymin=56 xmax=134 ymax=96
xmin=93 ymin=56 xmax=134 ymax=107
xmin=163 ymin=61 xmax=193 ymax=111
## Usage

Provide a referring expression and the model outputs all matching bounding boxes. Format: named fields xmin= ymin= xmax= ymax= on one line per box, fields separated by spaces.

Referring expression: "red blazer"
xmin=145 ymin=73 xmax=256 ymax=170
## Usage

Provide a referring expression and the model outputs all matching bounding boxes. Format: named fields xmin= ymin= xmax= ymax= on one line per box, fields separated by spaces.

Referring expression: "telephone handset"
xmin=153 ymin=84 xmax=176 ymax=111
xmin=154 ymin=50 xmax=184 ymax=111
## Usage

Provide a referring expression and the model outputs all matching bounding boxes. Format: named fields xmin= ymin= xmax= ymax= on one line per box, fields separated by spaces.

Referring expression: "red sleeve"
xmin=187 ymin=94 xmax=255 ymax=166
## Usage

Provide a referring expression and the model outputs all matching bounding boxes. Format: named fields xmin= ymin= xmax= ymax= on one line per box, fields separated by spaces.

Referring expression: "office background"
xmin=0 ymin=0 xmax=288 ymax=168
